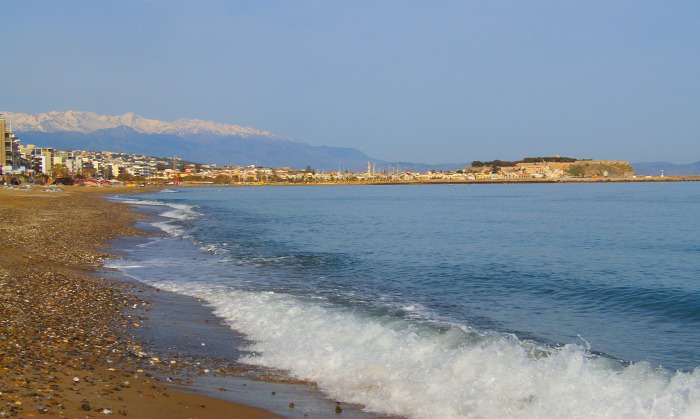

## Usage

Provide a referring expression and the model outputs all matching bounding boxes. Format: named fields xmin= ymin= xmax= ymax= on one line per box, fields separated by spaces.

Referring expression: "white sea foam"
xmin=400 ymin=303 xmax=434 ymax=320
xmin=109 ymin=264 xmax=145 ymax=269
xmin=137 ymin=280 xmax=700 ymax=419
xmin=199 ymin=244 xmax=230 ymax=255
xmin=116 ymin=197 xmax=197 ymax=217
xmin=114 ymin=197 xmax=199 ymax=236
xmin=160 ymin=205 xmax=197 ymax=221
xmin=152 ymin=220 xmax=184 ymax=236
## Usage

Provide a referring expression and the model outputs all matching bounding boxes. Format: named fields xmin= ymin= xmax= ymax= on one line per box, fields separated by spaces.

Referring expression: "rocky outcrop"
xmin=566 ymin=160 xmax=635 ymax=177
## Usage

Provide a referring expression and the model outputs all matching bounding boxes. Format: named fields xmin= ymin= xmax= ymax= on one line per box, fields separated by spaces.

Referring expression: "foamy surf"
xmin=113 ymin=197 xmax=199 ymax=236
xmin=109 ymin=185 xmax=700 ymax=418
xmin=135 ymin=280 xmax=700 ymax=419
xmin=115 ymin=197 xmax=198 ymax=218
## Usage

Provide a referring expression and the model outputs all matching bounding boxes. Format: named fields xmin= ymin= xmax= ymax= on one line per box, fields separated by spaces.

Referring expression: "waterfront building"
xmin=0 ymin=115 xmax=20 ymax=173
xmin=30 ymin=147 xmax=55 ymax=174
xmin=126 ymin=165 xmax=152 ymax=178
xmin=19 ymin=144 xmax=36 ymax=159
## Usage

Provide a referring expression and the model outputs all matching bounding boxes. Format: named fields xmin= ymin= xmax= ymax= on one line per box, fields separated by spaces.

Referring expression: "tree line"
xmin=471 ymin=156 xmax=579 ymax=168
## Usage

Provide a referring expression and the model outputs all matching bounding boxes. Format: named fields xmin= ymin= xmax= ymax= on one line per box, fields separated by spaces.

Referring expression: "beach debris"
xmin=289 ymin=403 xmax=295 ymax=408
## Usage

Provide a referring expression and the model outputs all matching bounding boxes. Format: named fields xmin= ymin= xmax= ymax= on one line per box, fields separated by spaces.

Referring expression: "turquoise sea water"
xmin=110 ymin=183 xmax=700 ymax=418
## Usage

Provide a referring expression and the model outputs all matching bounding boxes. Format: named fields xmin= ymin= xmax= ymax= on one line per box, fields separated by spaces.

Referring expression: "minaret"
xmin=367 ymin=161 xmax=371 ymax=177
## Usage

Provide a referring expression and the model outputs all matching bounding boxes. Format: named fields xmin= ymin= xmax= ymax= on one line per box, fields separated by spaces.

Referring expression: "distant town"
xmin=0 ymin=114 xmax=684 ymax=186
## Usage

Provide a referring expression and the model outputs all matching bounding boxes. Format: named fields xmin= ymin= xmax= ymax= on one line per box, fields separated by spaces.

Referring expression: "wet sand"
xmin=0 ymin=186 xmax=280 ymax=418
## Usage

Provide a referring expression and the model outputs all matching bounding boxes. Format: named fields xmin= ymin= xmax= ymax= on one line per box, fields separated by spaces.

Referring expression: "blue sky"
xmin=2 ymin=1 xmax=699 ymax=164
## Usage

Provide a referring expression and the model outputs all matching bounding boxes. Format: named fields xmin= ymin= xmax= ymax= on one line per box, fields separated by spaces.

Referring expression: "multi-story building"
xmin=0 ymin=116 xmax=9 ymax=171
xmin=109 ymin=163 xmax=123 ymax=178
xmin=64 ymin=154 xmax=83 ymax=174
xmin=1 ymin=115 xmax=20 ymax=173
xmin=51 ymin=151 xmax=84 ymax=175
xmin=127 ymin=165 xmax=152 ymax=178
xmin=30 ymin=147 xmax=55 ymax=174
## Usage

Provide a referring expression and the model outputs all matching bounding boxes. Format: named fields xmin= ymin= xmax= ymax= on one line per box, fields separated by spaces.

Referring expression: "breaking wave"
xmin=137 ymin=279 xmax=700 ymax=419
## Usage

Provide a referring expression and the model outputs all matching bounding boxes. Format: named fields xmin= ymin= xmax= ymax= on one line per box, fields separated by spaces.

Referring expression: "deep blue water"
xmin=110 ymin=183 xmax=700 ymax=418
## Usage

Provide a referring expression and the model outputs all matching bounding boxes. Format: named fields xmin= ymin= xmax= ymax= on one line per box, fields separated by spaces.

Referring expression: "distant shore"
xmin=169 ymin=174 xmax=700 ymax=187
xmin=2 ymin=174 xmax=697 ymax=192
xmin=0 ymin=186 xmax=279 ymax=418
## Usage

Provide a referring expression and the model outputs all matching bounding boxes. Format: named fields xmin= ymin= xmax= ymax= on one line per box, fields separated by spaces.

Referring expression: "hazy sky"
xmin=2 ymin=1 xmax=699 ymax=164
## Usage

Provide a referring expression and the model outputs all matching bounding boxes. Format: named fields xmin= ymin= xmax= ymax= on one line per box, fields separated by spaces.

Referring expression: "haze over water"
xmin=110 ymin=183 xmax=700 ymax=418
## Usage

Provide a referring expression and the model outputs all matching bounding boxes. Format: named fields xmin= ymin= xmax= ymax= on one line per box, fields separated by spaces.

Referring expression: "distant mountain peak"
xmin=0 ymin=110 xmax=292 ymax=141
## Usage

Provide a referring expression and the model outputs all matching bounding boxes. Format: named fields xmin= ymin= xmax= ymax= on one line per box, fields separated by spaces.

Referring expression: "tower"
xmin=0 ymin=115 xmax=17 ymax=172
xmin=0 ymin=115 xmax=6 ymax=171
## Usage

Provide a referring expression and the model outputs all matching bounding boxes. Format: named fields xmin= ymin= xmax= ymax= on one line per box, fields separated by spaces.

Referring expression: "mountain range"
xmin=2 ymin=110 xmax=291 ymax=139
xmin=1 ymin=110 xmax=392 ymax=170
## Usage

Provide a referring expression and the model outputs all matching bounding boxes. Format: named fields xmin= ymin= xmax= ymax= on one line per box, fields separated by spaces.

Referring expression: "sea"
xmin=107 ymin=183 xmax=700 ymax=418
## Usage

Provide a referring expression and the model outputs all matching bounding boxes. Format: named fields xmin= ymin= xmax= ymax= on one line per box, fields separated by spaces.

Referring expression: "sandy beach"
xmin=0 ymin=186 xmax=279 ymax=418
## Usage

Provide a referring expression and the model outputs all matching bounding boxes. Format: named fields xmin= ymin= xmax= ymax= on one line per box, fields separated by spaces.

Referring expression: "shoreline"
xmin=103 ymin=192 xmax=389 ymax=419
xmin=169 ymin=174 xmax=700 ymax=187
xmin=0 ymin=186 xmax=280 ymax=418
xmin=3 ymin=181 xmax=695 ymax=417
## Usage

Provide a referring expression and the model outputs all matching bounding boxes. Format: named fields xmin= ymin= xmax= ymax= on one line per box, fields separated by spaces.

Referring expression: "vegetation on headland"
xmin=465 ymin=156 xmax=634 ymax=179
xmin=472 ymin=156 xmax=580 ymax=168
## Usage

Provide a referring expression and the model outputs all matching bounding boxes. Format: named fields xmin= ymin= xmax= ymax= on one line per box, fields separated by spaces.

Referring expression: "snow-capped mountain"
xmin=2 ymin=109 xmax=380 ymax=170
xmin=1 ymin=110 xmax=291 ymax=140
